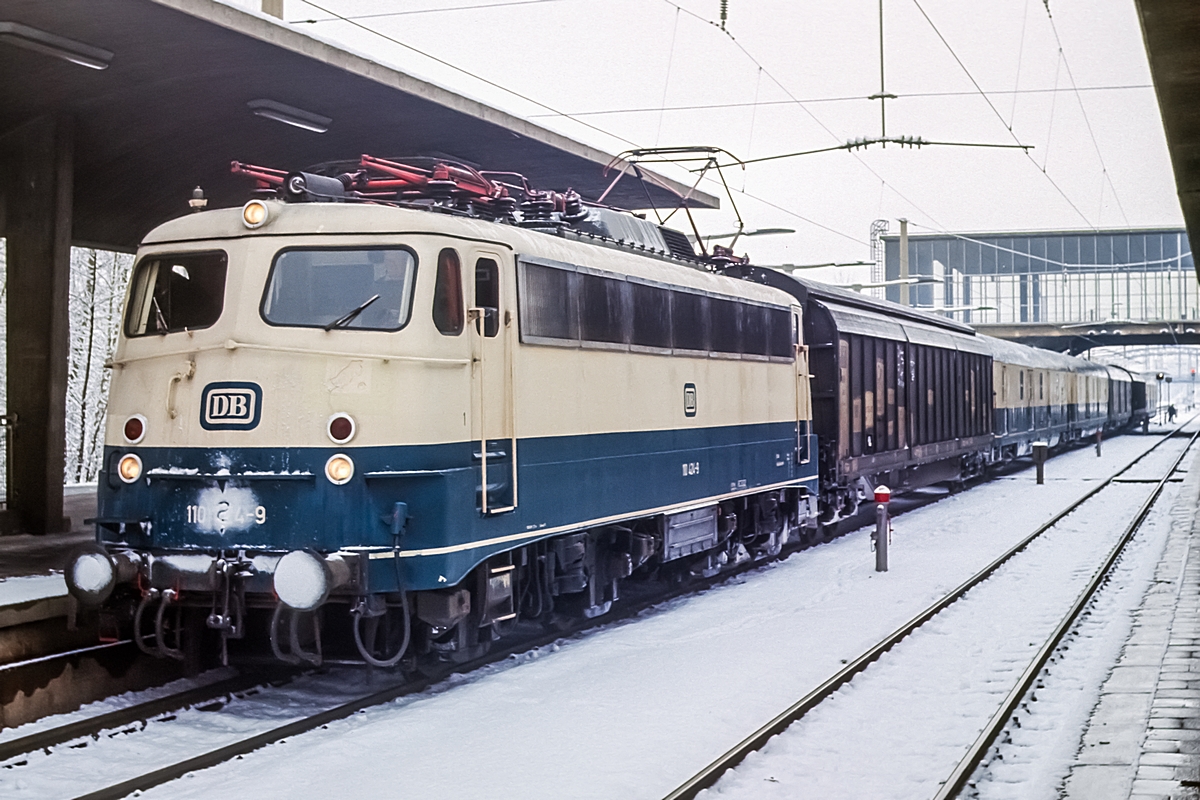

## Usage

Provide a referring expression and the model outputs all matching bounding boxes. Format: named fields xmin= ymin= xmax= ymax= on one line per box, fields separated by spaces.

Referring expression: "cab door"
xmin=469 ymin=251 xmax=516 ymax=514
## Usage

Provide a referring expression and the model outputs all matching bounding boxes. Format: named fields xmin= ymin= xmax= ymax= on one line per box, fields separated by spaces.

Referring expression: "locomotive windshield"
xmin=125 ymin=251 xmax=228 ymax=337
xmin=261 ymin=247 xmax=417 ymax=331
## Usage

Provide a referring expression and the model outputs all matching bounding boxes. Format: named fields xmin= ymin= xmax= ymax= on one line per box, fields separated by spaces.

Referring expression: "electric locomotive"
xmin=65 ymin=156 xmax=820 ymax=667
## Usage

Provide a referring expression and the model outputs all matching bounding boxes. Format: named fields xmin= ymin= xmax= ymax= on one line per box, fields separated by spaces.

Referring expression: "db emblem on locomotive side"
xmin=200 ymin=382 xmax=263 ymax=431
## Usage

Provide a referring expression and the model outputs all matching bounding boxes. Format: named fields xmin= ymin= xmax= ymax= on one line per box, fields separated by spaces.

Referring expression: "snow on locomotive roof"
xmin=975 ymin=334 xmax=1107 ymax=373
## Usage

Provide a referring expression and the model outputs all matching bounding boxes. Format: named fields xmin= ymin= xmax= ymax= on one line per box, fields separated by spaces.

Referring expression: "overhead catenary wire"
xmin=656 ymin=0 xmax=950 ymax=233
xmin=1008 ymin=0 xmax=1031 ymax=129
xmin=292 ymin=0 xmax=870 ymax=246
xmin=291 ymin=0 xmax=567 ymax=24
xmin=1039 ymin=2 xmax=1131 ymax=227
xmin=656 ymin=6 xmax=681 ymax=147
xmin=907 ymin=0 xmax=1096 ymax=230
xmin=526 ymin=85 xmax=1155 ymax=119
xmin=291 ymin=0 xmax=640 ymax=150
xmin=1043 ymin=49 xmax=1063 ymax=171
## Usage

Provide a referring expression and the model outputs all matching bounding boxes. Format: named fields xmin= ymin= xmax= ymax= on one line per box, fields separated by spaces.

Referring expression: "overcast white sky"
xmin=229 ymin=0 xmax=1181 ymax=284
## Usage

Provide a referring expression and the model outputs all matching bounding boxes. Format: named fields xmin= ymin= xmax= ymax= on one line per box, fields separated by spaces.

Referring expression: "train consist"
xmin=65 ymin=156 xmax=1157 ymax=667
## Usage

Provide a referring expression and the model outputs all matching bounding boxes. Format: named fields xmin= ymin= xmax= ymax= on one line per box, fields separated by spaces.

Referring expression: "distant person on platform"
xmin=1168 ymin=404 xmax=1177 ymax=422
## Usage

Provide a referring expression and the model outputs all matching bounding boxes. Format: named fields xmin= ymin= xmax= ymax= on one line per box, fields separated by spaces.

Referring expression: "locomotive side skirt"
xmin=97 ymin=426 xmax=815 ymax=592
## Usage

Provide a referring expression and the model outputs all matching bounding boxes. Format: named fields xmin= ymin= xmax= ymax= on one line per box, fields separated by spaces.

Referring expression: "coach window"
xmin=432 ymin=248 xmax=464 ymax=335
xmin=1019 ymin=370 xmax=1025 ymax=400
xmin=126 ymin=251 xmax=228 ymax=337
xmin=475 ymin=258 xmax=500 ymax=337
xmin=1039 ymin=372 xmax=1044 ymax=400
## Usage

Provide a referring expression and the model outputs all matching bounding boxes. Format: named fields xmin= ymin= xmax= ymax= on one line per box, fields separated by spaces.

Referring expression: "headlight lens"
xmin=117 ymin=453 xmax=143 ymax=483
xmin=325 ymin=454 xmax=354 ymax=485
xmin=242 ymin=200 xmax=269 ymax=228
xmin=274 ymin=551 xmax=329 ymax=611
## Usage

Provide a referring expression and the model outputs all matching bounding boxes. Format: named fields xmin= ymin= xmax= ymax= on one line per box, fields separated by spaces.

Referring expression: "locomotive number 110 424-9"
xmin=186 ymin=503 xmax=268 ymax=525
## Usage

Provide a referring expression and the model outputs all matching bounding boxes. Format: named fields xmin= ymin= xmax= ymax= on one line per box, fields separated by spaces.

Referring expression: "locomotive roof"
xmin=139 ymin=202 xmax=798 ymax=307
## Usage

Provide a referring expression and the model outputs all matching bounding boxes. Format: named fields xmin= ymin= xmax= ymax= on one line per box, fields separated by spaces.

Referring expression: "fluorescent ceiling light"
xmin=247 ymin=99 xmax=331 ymax=134
xmin=0 ymin=21 xmax=112 ymax=70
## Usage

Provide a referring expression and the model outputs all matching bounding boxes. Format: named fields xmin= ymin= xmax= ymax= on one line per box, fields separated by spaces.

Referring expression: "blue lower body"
xmin=98 ymin=421 xmax=817 ymax=591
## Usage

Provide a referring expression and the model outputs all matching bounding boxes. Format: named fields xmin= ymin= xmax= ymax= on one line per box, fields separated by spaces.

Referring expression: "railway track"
xmin=0 ymin=427 xmax=1180 ymax=799
xmin=665 ymin=422 xmax=1198 ymax=800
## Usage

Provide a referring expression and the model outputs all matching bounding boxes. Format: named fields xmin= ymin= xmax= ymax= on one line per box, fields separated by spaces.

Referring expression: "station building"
xmin=881 ymin=228 xmax=1196 ymax=325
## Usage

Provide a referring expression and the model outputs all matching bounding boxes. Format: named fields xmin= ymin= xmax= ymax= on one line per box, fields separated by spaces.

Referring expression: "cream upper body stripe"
xmin=367 ymin=477 xmax=808 ymax=559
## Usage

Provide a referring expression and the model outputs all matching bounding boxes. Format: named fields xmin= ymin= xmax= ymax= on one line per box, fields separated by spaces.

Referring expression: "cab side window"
xmin=432 ymin=248 xmax=464 ymax=335
xmin=475 ymin=258 xmax=500 ymax=337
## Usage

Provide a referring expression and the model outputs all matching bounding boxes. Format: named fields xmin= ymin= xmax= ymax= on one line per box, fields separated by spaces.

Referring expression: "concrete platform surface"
xmin=0 ymin=484 xmax=96 ymax=581
xmin=1065 ymin=445 xmax=1200 ymax=799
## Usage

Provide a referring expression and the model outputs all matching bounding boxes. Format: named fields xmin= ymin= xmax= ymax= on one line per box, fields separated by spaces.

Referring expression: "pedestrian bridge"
xmin=973 ymin=321 xmax=1200 ymax=355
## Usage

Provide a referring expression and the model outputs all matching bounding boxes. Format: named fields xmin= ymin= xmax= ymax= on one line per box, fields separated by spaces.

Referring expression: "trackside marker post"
xmin=1033 ymin=441 xmax=1048 ymax=485
xmin=872 ymin=485 xmax=890 ymax=572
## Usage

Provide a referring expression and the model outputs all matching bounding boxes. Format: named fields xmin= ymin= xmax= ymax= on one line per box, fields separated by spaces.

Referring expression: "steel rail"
xmin=664 ymin=422 xmax=1195 ymax=800
xmin=0 ymin=639 xmax=132 ymax=674
xmin=68 ymin=581 xmax=734 ymax=800
xmin=0 ymin=670 xmax=286 ymax=763
xmin=38 ymin=426 xmax=1178 ymax=800
xmin=931 ymin=427 xmax=1200 ymax=799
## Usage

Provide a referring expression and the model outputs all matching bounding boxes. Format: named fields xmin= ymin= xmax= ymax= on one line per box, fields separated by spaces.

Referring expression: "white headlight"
xmin=274 ymin=550 xmax=330 ymax=611
xmin=66 ymin=550 xmax=116 ymax=605
xmin=242 ymin=199 xmax=269 ymax=229
xmin=324 ymin=453 xmax=354 ymax=485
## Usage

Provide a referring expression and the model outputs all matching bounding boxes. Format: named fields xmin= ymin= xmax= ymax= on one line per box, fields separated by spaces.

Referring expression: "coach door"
xmin=470 ymin=251 xmax=516 ymax=514
xmin=793 ymin=308 xmax=812 ymax=465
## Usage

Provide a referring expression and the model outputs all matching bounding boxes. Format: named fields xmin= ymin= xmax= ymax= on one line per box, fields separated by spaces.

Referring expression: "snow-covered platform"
xmin=0 ymin=485 xmax=96 ymax=611
xmin=1064 ymin=441 xmax=1200 ymax=799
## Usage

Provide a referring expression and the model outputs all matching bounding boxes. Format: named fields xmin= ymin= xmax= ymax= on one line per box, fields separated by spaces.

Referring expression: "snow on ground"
xmin=86 ymin=434 xmax=1166 ymax=800
xmin=702 ymin=480 xmax=1175 ymax=798
xmin=0 ymin=667 xmax=237 ymax=745
xmin=0 ymin=667 xmax=398 ymax=798
xmin=0 ymin=432 xmax=1180 ymax=799
xmin=0 ymin=574 xmax=66 ymax=606
xmin=969 ymin=464 xmax=1192 ymax=798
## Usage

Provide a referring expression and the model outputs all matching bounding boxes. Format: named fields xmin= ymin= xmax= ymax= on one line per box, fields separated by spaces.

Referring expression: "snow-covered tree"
xmin=0 ymin=242 xmax=132 ymax=496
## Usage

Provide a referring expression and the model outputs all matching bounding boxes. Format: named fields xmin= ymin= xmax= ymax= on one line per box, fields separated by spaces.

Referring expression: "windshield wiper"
xmin=151 ymin=296 xmax=168 ymax=334
xmin=325 ymin=294 xmax=380 ymax=330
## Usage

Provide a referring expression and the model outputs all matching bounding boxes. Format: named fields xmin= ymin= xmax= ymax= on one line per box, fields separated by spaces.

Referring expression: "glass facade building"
xmin=882 ymin=228 xmax=1195 ymax=325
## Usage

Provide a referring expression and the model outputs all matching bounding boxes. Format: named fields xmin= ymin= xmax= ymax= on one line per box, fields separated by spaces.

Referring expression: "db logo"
xmin=200 ymin=382 xmax=262 ymax=431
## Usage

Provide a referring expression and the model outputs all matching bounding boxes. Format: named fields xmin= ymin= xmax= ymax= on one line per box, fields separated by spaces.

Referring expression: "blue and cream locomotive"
xmin=65 ymin=155 xmax=1154 ymax=667
xmin=66 ymin=157 xmax=818 ymax=666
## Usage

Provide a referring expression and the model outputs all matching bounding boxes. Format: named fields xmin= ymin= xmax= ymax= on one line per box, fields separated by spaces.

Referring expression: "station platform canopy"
xmin=1136 ymin=0 xmax=1200 ymax=283
xmin=0 ymin=0 xmax=717 ymax=252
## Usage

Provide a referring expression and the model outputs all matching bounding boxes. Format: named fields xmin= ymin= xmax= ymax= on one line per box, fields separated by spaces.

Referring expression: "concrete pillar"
xmin=0 ymin=115 xmax=73 ymax=534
